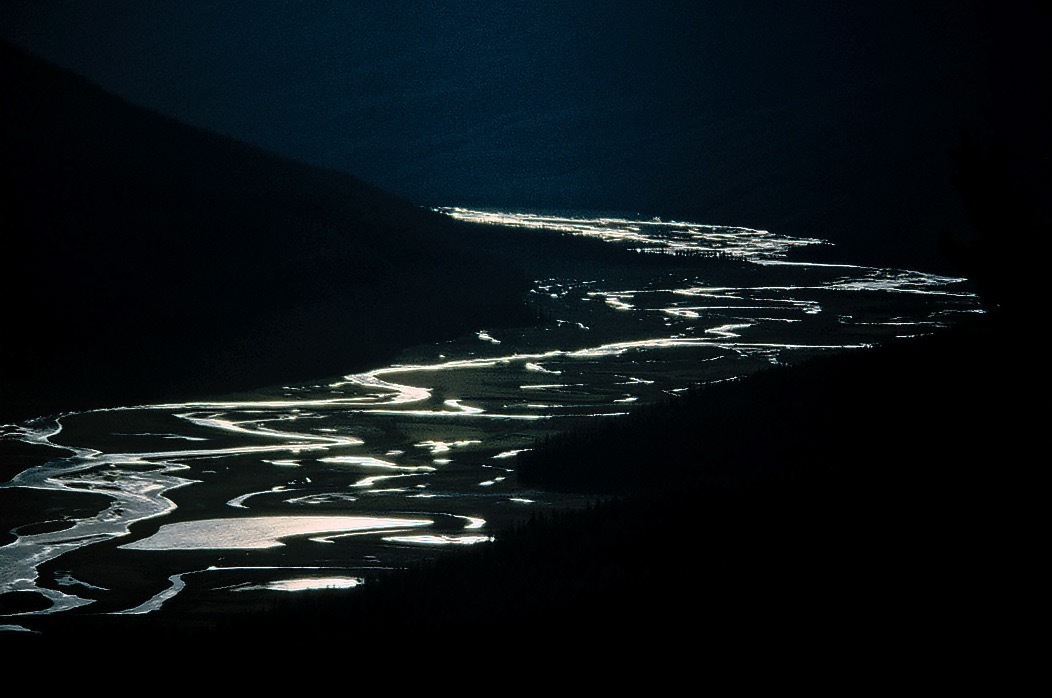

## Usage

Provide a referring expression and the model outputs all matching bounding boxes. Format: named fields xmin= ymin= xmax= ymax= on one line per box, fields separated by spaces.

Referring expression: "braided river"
xmin=0 ymin=209 xmax=981 ymax=632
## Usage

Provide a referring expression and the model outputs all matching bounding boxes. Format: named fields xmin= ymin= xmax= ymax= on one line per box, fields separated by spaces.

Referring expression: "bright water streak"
xmin=0 ymin=208 xmax=980 ymax=624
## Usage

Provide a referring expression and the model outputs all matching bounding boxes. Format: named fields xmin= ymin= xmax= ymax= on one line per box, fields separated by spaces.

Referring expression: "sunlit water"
xmin=0 ymin=209 xmax=980 ymax=628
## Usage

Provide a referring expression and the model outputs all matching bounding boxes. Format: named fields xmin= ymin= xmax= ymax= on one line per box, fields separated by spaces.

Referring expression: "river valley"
xmin=0 ymin=209 xmax=981 ymax=633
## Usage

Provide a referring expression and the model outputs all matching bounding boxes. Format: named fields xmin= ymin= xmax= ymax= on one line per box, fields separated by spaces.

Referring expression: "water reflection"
xmin=436 ymin=208 xmax=827 ymax=258
xmin=0 ymin=208 xmax=980 ymax=624
xmin=382 ymin=534 xmax=495 ymax=546
xmin=121 ymin=516 xmax=433 ymax=551
xmin=234 ymin=576 xmax=364 ymax=592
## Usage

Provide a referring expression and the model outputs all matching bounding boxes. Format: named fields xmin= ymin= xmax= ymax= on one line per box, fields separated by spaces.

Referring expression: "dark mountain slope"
xmin=6 ymin=2 xmax=1040 ymax=276
xmin=0 ymin=41 xmax=530 ymax=421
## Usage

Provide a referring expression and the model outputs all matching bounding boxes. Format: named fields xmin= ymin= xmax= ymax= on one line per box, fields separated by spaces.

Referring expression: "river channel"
xmin=0 ymin=209 xmax=981 ymax=630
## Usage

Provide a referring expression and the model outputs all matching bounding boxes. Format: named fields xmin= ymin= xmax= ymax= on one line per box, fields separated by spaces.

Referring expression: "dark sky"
xmin=1 ymin=1 xmax=1046 ymax=265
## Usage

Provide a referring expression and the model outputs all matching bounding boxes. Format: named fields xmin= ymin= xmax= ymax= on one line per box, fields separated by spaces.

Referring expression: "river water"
xmin=0 ymin=209 xmax=981 ymax=630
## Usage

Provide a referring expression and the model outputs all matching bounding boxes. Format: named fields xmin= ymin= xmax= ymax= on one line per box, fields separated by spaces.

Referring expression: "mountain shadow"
xmin=0 ymin=41 xmax=531 ymax=422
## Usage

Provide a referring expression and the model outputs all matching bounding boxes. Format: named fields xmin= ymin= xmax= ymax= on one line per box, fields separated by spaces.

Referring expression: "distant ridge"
xmin=0 ymin=40 xmax=529 ymax=421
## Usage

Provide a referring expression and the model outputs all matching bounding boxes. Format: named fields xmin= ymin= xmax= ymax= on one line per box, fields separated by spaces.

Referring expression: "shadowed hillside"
xmin=1 ymin=41 xmax=534 ymax=421
xmin=5 ymin=2 xmax=1038 ymax=276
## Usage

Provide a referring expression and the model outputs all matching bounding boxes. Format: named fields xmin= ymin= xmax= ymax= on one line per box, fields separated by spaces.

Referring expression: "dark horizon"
xmin=4 ymin=1 xmax=1047 ymax=270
